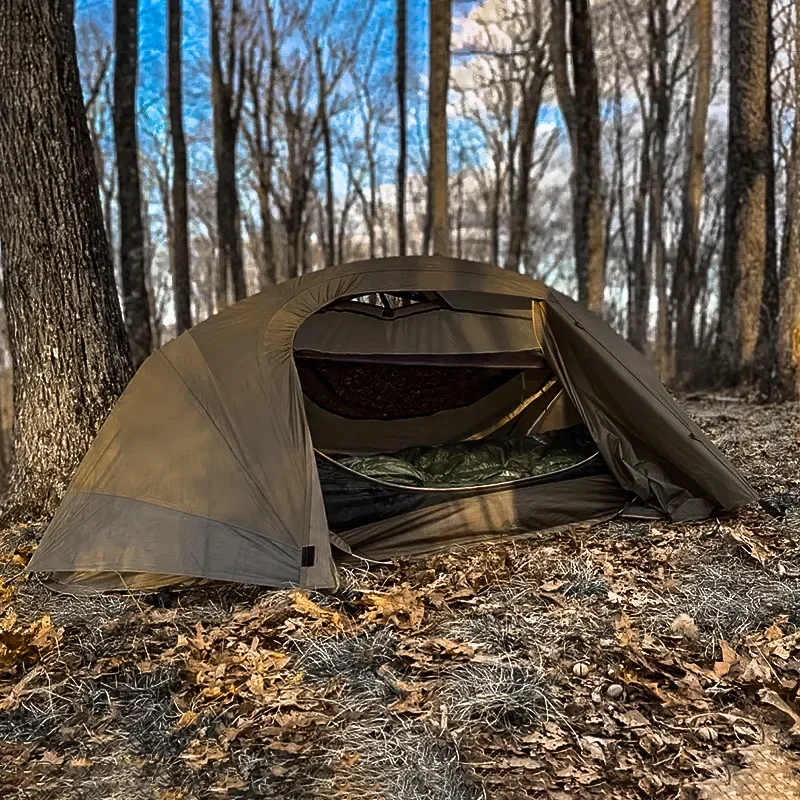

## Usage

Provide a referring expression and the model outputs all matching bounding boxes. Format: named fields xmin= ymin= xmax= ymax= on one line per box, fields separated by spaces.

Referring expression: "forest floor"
xmin=1 ymin=396 xmax=799 ymax=800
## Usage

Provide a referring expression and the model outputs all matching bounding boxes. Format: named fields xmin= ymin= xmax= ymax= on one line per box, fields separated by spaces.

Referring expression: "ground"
xmin=1 ymin=396 xmax=799 ymax=800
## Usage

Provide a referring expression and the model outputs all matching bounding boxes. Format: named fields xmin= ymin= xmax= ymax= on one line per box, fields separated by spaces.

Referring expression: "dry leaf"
xmin=765 ymin=622 xmax=784 ymax=641
xmin=741 ymin=656 xmax=773 ymax=684
xmin=758 ymin=689 xmax=800 ymax=733
xmin=290 ymin=591 xmax=345 ymax=629
xmin=670 ymin=613 xmax=698 ymax=639
xmin=618 ymin=709 xmax=649 ymax=728
xmin=175 ymin=710 xmax=199 ymax=731
xmin=616 ymin=611 xmax=636 ymax=647
xmin=580 ymin=736 xmax=606 ymax=762
xmin=361 ymin=585 xmax=425 ymax=629
xmin=726 ymin=527 xmax=773 ymax=564
xmin=713 ymin=640 xmax=739 ymax=678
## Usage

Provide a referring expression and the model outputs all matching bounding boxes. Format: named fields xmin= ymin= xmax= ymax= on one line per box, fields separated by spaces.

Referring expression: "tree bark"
xmin=649 ymin=0 xmax=671 ymax=376
xmin=550 ymin=0 xmax=606 ymax=311
xmin=716 ymin=0 xmax=774 ymax=385
xmin=114 ymin=0 xmax=152 ymax=367
xmin=168 ymin=0 xmax=192 ymax=334
xmin=210 ymin=0 xmax=246 ymax=309
xmin=490 ymin=147 xmax=502 ymax=265
xmin=396 ymin=0 xmax=408 ymax=256
xmin=672 ymin=0 xmax=713 ymax=386
xmin=506 ymin=61 xmax=547 ymax=272
xmin=755 ymin=9 xmax=779 ymax=397
xmin=777 ymin=0 xmax=800 ymax=399
xmin=0 ymin=0 xmax=133 ymax=521
xmin=315 ymin=43 xmax=336 ymax=268
xmin=428 ymin=0 xmax=451 ymax=256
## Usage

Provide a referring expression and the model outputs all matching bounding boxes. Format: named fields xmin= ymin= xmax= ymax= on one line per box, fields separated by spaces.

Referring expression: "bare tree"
xmin=716 ymin=0 xmax=776 ymax=385
xmin=0 ymin=0 xmax=132 ymax=520
xmin=396 ymin=0 xmax=408 ymax=256
xmin=506 ymin=0 xmax=550 ymax=273
xmin=210 ymin=0 xmax=247 ymax=308
xmin=347 ymin=41 xmax=392 ymax=260
xmin=243 ymin=0 xmax=281 ymax=287
xmin=429 ymin=0 xmax=452 ymax=256
xmin=315 ymin=40 xmax=336 ymax=266
xmin=168 ymin=0 xmax=192 ymax=333
xmin=550 ymin=0 xmax=606 ymax=311
xmin=77 ymin=21 xmax=115 ymax=249
xmin=114 ymin=0 xmax=152 ymax=367
xmin=672 ymin=0 xmax=713 ymax=385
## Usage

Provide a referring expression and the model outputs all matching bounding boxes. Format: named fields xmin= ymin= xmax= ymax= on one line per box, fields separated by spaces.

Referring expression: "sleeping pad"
xmin=334 ymin=425 xmax=599 ymax=489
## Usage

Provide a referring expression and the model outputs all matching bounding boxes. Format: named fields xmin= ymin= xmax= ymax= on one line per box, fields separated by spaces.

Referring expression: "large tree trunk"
xmin=550 ymin=0 xmax=606 ymax=311
xmin=114 ymin=0 xmax=152 ymax=367
xmin=649 ymin=0 xmax=671 ymax=376
xmin=396 ymin=0 xmax=408 ymax=256
xmin=755 ymin=10 xmax=779 ymax=397
xmin=672 ymin=0 xmax=713 ymax=386
xmin=0 ymin=0 xmax=133 ymax=521
xmin=777 ymin=0 xmax=800 ymax=399
xmin=168 ymin=0 xmax=192 ymax=334
xmin=716 ymin=0 xmax=774 ymax=385
xmin=210 ymin=0 xmax=246 ymax=309
xmin=428 ymin=0 xmax=451 ymax=257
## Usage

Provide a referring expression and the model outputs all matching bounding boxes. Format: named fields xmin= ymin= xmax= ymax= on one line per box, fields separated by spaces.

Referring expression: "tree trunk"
xmin=210 ymin=0 xmax=245 ymax=309
xmin=396 ymin=0 xmax=408 ymax=256
xmin=114 ymin=0 xmax=152 ymax=367
xmin=367 ymin=132 xmax=378 ymax=259
xmin=649 ymin=0 xmax=671 ymax=376
xmin=755 ymin=10 xmax=779 ymax=397
xmin=168 ymin=0 xmax=192 ymax=334
xmin=628 ymin=127 xmax=653 ymax=349
xmin=315 ymin=44 xmax=336 ymax=268
xmin=257 ymin=191 xmax=277 ymax=286
xmin=490 ymin=148 xmax=501 ymax=265
xmin=777 ymin=0 xmax=800 ymax=399
xmin=0 ymin=0 xmax=133 ymax=521
xmin=716 ymin=0 xmax=773 ymax=385
xmin=673 ymin=0 xmax=713 ymax=386
xmin=428 ymin=0 xmax=451 ymax=256
xmin=506 ymin=69 xmax=546 ymax=272
xmin=550 ymin=0 xmax=605 ymax=311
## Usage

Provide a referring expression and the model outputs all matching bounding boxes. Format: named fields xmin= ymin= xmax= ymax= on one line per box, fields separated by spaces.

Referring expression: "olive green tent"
xmin=27 ymin=256 xmax=757 ymax=591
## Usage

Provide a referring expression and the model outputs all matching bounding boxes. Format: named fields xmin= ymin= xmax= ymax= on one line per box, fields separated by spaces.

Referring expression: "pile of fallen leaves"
xmin=0 ymin=395 xmax=799 ymax=800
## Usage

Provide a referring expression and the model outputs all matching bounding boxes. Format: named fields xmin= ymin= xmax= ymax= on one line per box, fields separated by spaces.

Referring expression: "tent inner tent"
xmin=27 ymin=257 xmax=757 ymax=591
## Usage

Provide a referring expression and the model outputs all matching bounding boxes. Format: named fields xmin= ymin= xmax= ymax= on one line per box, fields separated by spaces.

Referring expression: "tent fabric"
xmin=27 ymin=256 xmax=758 ymax=591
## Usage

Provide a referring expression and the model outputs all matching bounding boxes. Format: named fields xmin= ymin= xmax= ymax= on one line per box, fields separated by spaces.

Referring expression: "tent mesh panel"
xmin=296 ymin=357 xmax=521 ymax=420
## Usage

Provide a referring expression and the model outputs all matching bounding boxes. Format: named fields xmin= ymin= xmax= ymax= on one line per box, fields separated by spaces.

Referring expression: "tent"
xmin=27 ymin=256 xmax=757 ymax=591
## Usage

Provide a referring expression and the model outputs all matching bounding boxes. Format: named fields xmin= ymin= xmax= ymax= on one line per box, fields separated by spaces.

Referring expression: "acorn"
xmin=572 ymin=662 xmax=591 ymax=678
xmin=606 ymin=683 xmax=624 ymax=700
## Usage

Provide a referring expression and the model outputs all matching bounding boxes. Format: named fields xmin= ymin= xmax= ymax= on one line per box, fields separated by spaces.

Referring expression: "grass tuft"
xmin=439 ymin=661 xmax=559 ymax=732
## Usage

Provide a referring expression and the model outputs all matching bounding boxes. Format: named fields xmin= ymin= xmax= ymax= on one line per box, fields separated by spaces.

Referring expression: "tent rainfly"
xmin=27 ymin=257 xmax=757 ymax=592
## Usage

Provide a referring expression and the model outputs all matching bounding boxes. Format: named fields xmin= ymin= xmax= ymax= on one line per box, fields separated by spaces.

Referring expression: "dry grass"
xmin=310 ymin=715 xmax=484 ymax=800
xmin=669 ymin=557 xmax=800 ymax=642
xmin=439 ymin=661 xmax=560 ymax=732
